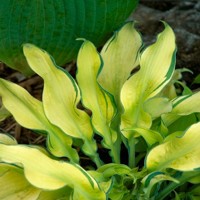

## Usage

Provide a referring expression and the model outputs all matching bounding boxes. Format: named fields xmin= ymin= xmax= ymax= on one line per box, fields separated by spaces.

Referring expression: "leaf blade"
xmin=146 ymin=122 xmax=200 ymax=171
xmin=98 ymin=22 xmax=142 ymax=107
xmin=23 ymin=44 xmax=98 ymax=161
xmin=0 ymin=78 xmax=78 ymax=161
xmin=121 ymin=22 xmax=176 ymax=135
xmin=0 ymin=144 xmax=105 ymax=200
xmin=76 ymin=40 xmax=117 ymax=147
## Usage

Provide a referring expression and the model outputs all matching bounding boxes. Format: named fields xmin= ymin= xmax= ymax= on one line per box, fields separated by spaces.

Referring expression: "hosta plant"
xmin=0 ymin=22 xmax=200 ymax=199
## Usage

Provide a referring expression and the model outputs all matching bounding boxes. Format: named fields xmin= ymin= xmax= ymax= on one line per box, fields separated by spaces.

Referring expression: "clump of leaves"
xmin=0 ymin=22 xmax=200 ymax=200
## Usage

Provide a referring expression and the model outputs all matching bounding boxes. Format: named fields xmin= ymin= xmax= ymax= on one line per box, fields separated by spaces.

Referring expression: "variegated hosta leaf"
xmin=0 ymin=133 xmax=17 ymax=145
xmin=97 ymin=163 xmax=131 ymax=178
xmin=98 ymin=22 xmax=142 ymax=107
xmin=0 ymin=143 xmax=106 ymax=200
xmin=0 ymin=163 xmax=42 ymax=200
xmin=142 ymin=172 xmax=179 ymax=198
xmin=144 ymin=97 xmax=172 ymax=119
xmin=0 ymin=134 xmax=73 ymax=199
xmin=146 ymin=122 xmax=200 ymax=172
xmin=76 ymin=40 xmax=117 ymax=149
xmin=122 ymin=128 xmax=163 ymax=146
xmin=0 ymin=163 xmax=72 ymax=200
xmin=97 ymin=164 xmax=133 ymax=200
xmin=158 ymin=69 xmax=183 ymax=100
xmin=23 ymin=44 xmax=100 ymax=164
xmin=162 ymin=91 xmax=200 ymax=127
xmin=120 ymin=22 xmax=176 ymax=136
xmin=0 ymin=105 xmax=11 ymax=122
xmin=0 ymin=78 xmax=79 ymax=162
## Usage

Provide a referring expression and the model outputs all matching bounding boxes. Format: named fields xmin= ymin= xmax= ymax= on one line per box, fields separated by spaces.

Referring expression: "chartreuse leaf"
xmin=0 ymin=163 xmax=41 ymax=200
xmin=0 ymin=78 xmax=78 ymax=162
xmin=97 ymin=163 xmax=131 ymax=178
xmin=162 ymin=91 xmax=200 ymax=127
xmin=159 ymin=69 xmax=190 ymax=100
xmin=120 ymin=22 xmax=176 ymax=134
xmin=76 ymin=40 xmax=119 ymax=161
xmin=0 ymin=134 xmax=73 ymax=199
xmin=23 ymin=44 xmax=101 ymax=166
xmin=98 ymin=22 xmax=142 ymax=106
xmin=76 ymin=40 xmax=116 ymax=142
xmin=144 ymin=97 xmax=172 ymax=119
xmin=0 ymin=143 xmax=106 ymax=200
xmin=0 ymin=105 xmax=11 ymax=122
xmin=122 ymin=127 xmax=163 ymax=146
xmin=0 ymin=164 xmax=72 ymax=200
xmin=146 ymin=122 xmax=200 ymax=172
xmin=0 ymin=133 xmax=17 ymax=145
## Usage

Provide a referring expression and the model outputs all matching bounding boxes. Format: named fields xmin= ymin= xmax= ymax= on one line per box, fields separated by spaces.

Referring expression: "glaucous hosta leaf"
xmin=0 ymin=0 xmax=138 ymax=75
xmin=23 ymin=44 xmax=99 ymax=164
xmin=0 ymin=78 xmax=78 ymax=162
xmin=0 ymin=144 xmax=106 ymax=200
xmin=162 ymin=91 xmax=200 ymax=127
xmin=146 ymin=122 xmax=200 ymax=172
xmin=120 ymin=22 xmax=176 ymax=136
xmin=0 ymin=163 xmax=72 ymax=200
xmin=76 ymin=40 xmax=117 ymax=148
xmin=98 ymin=22 xmax=142 ymax=107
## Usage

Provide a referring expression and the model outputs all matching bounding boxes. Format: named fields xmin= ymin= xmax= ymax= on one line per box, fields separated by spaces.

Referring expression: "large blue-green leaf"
xmin=0 ymin=0 xmax=138 ymax=75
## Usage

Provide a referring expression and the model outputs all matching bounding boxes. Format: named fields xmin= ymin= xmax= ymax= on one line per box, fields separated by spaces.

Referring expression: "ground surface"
xmin=0 ymin=0 xmax=199 ymax=146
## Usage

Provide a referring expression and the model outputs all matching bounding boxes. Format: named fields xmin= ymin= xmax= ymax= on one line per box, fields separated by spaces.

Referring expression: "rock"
xmin=129 ymin=0 xmax=200 ymax=85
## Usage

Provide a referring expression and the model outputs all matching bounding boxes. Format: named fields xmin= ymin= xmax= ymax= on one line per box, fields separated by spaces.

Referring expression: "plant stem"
xmin=155 ymin=171 xmax=200 ymax=200
xmin=110 ymin=139 xmax=121 ymax=164
xmin=109 ymin=114 xmax=122 ymax=164
xmin=93 ymin=153 xmax=103 ymax=168
xmin=84 ymin=140 xmax=103 ymax=168
xmin=128 ymin=137 xmax=136 ymax=168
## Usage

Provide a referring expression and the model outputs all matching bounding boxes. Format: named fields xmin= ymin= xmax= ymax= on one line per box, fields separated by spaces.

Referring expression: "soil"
xmin=0 ymin=0 xmax=199 ymax=151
